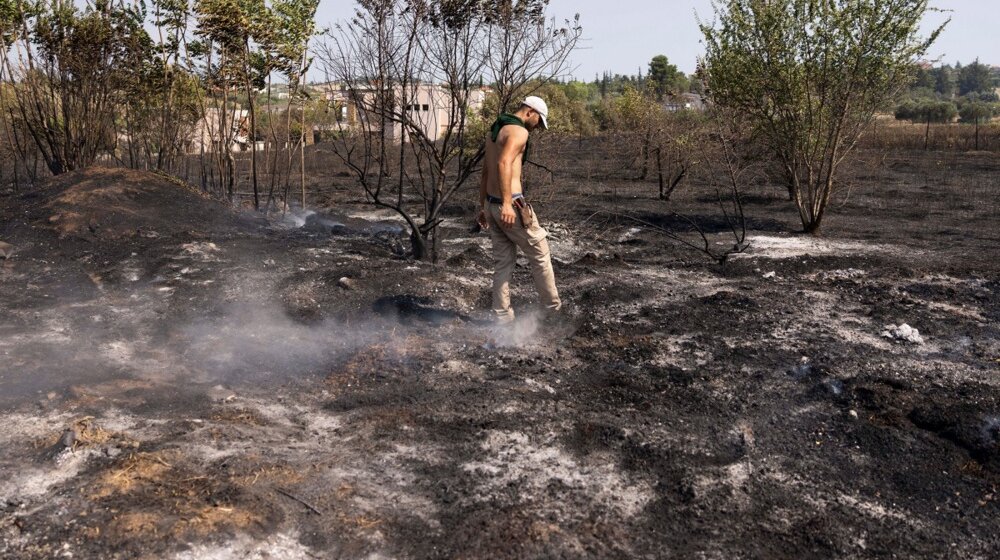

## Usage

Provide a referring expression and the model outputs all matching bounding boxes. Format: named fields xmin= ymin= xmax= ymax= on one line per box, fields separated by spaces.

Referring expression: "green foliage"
xmin=195 ymin=0 xmax=272 ymax=88
xmin=471 ymin=80 xmax=597 ymax=138
xmin=614 ymin=83 xmax=658 ymax=127
xmin=895 ymin=61 xmax=998 ymax=124
xmin=912 ymin=65 xmax=935 ymax=90
xmin=958 ymin=100 xmax=996 ymax=125
xmin=591 ymin=69 xmax=697 ymax=100
xmin=895 ymin=99 xmax=957 ymax=123
xmin=648 ymin=55 xmax=685 ymax=100
xmin=958 ymin=59 xmax=994 ymax=97
xmin=933 ymin=65 xmax=956 ymax=97
xmin=898 ymin=61 xmax=998 ymax=103
xmin=701 ymin=0 xmax=944 ymax=234
xmin=535 ymin=81 xmax=597 ymax=135
xmin=8 ymin=0 xmax=161 ymax=173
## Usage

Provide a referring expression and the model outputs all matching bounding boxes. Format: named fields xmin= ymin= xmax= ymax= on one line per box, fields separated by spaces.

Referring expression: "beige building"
xmin=185 ymin=107 xmax=250 ymax=153
xmin=315 ymin=82 xmax=490 ymax=143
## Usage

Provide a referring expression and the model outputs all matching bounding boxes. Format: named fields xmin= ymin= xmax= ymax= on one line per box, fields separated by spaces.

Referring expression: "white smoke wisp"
xmin=0 ymin=300 xmax=406 ymax=403
xmin=488 ymin=311 xmax=542 ymax=349
xmin=276 ymin=208 xmax=316 ymax=229
xmin=177 ymin=303 xmax=400 ymax=383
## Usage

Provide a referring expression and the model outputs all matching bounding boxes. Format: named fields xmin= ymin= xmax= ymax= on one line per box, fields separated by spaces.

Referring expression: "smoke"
xmin=178 ymin=303 xmax=397 ymax=383
xmin=274 ymin=207 xmax=315 ymax=229
xmin=486 ymin=311 xmax=542 ymax=349
xmin=1 ymin=257 xmax=559 ymax=405
xmin=0 ymin=296 xmax=409 ymax=405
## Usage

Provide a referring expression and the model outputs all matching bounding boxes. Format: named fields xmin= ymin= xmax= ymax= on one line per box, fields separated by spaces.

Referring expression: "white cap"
xmin=522 ymin=96 xmax=549 ymax=130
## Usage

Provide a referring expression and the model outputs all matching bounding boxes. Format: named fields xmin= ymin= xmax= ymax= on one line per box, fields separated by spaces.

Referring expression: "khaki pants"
xmin=487 ymin=202 xmax=561 ymax=322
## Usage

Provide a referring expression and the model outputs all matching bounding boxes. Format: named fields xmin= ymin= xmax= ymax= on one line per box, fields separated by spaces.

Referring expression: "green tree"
xmin=895 ymin=99 xmax=956 ymax=149
xmin=511 ymin=81 xmax=596 ymax=136
xmin=912 ymin=64 xmax=935 ymax=89
xmin=933 ymin=65 xmax=955 ymax=97
xmin=648 ymin=54 xmax=683 ymax=100
xmin=615 ymin=83 xmax=661 ymax=179
xmin=700 ymin=0 xmax=945 ymax=234
xmin=264 ymin=0 xmax=320 ymax=210
xmin=958 ymin=59 xmax=993 ymax=96
xmin=194 ymin=0 xmax=277 ymax=209
xmin=959 ymin=100 xmax=996 ymax=150
xmin=3 ymin=0 xmax=158 ymax=174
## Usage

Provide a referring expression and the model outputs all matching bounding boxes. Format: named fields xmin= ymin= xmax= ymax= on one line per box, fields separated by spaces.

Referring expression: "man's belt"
xmin=487 ymin=193 xmax=524 ymax=204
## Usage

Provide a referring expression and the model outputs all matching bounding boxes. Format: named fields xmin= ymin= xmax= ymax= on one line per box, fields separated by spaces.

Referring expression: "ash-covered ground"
xmin=0 ymin=153 xmax=998 ymax=559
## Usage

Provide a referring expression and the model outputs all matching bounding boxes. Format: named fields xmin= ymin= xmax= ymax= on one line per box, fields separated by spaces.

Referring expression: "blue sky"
xmin=313 ymin=0 xmax=998 ymax=79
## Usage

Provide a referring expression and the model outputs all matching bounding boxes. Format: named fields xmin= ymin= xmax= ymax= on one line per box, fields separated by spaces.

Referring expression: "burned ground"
xmin=0 ymin=146 xmax=998 ymax=559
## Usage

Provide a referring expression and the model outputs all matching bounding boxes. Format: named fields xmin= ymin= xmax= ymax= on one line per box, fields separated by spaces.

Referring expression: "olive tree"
xmin=700 ymin=0 xmax=946 ymax=234
xmin=895 ymin=99 xmax=957 ymax=150
xmin=959 ymin=100 xmax=996 ymax=151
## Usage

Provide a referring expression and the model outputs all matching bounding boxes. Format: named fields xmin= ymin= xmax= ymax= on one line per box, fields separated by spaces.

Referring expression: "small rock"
xmin=848 ymin=409 xmax=859 ymax=420
xmin=881 ymin=323 xmax=924 ymax=344
xmin=337 ymin=277 xmax=356 ymax=290
xmin=762 ymin=271 xmax=777 ymax=279
xmin=0 ymin=241 xmax=12 ymax=259
xmin=206 ymin=384 xmax=237 ymax=402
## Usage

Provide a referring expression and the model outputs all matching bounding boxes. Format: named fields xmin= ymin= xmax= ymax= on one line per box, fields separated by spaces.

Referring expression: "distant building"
xmin=663 ymin=93 xmax=706 ymax=113
xmin=185 ymin=107 xmax=250 ymax=154
xmin=314 ymin=82 xmax=491 ymax=143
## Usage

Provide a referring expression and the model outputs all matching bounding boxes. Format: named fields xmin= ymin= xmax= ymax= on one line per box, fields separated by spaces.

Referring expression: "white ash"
xmin=461 ymin=430 xmax=652 ymax=518
xmin=815 ymin=269 xmax=867 ymax=281
xmin=171 ymin=531 xmax=317 ymax=560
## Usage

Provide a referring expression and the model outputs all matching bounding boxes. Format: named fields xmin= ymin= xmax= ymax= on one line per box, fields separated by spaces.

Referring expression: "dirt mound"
xmin=23 ymin=167 xmax=260 ymax=240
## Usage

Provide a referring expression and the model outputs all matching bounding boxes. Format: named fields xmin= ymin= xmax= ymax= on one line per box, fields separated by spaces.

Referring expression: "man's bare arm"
xmin=478 ymin=161 xmax=488 ymax=209
xmin=476 ymin=159 xmax=490 ymax=229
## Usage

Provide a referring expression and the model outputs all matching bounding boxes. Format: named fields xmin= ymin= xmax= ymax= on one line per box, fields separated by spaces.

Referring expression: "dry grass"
xmin=229 ymin=463 xmax=305 ymax=487
xmin=861 ymin=119 xmax=1000 ymax=153
xmin=33 ymin=416 xmax=137 ymax=451
xmin=90 ymin=451 xmax=175 ymax=499
xmin=336 ymin=512 xmax=383 ymax=530
xmin=85 ymin=448 xmax=274 ymax=542
xmin=173 ymin=504 xmax=265 ymax=536
xmin=210 ymin=406 xmax=270 ymax=426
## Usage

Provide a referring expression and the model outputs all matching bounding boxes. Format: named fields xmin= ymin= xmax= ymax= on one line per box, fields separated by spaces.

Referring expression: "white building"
xmin=185 ymin=107 xmax=250 ymax=153
xmin=664 ymin=93 xmax=706 ymax=113
xmin=315 ymin=82 xmax=490 ymax=143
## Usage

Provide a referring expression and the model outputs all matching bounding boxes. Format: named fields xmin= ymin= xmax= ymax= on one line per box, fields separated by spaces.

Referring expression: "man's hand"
xmin=477 ymin=209 xmax=490 ymax=230
xmin=500 ymin=203 xmax=517 ymax=228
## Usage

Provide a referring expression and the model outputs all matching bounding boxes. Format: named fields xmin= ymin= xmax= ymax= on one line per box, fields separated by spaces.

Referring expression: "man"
xmin=477 ymin=96 xmax=561 ymax=324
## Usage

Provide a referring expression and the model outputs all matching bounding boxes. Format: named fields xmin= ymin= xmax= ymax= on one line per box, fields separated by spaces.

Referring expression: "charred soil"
xmin=0 ymin=151 xmax=998 ymax=559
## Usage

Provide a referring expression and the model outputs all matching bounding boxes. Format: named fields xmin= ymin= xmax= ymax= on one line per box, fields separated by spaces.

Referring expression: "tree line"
xmin=893 ymin=60 xmax=999 ymax=149
xmin=0 ymin=0 xmax=977 ymax=255
xmin=0 ymin=0 xmax=320 ymax=210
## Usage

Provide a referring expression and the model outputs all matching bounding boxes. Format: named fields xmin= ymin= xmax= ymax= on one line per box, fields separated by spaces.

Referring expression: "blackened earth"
xmin=0 ymin=148 xmax=998 ymax=559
